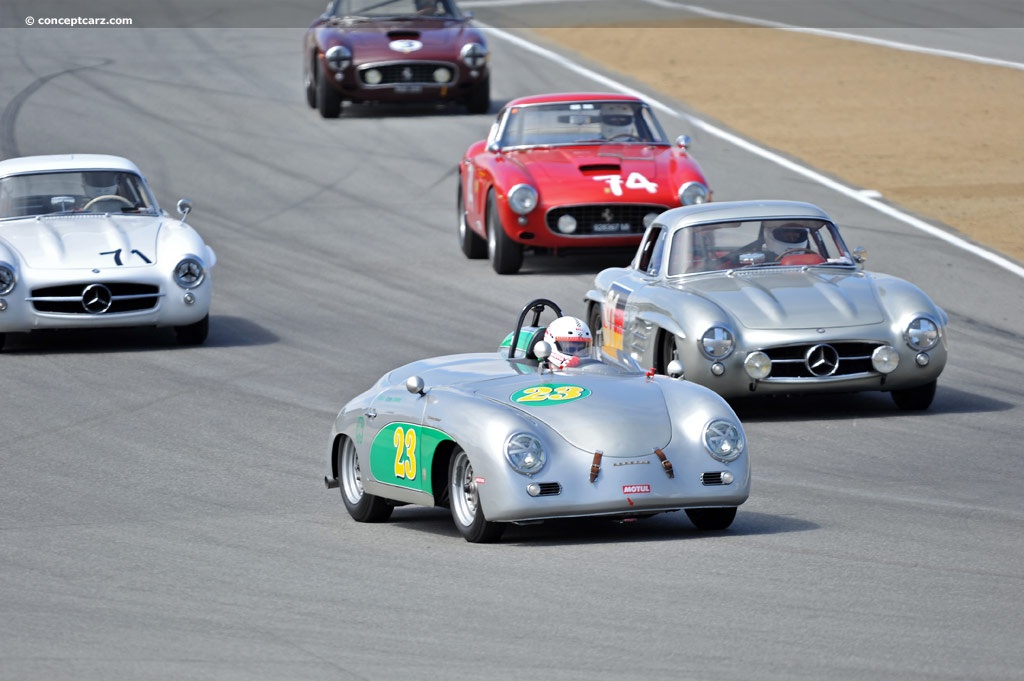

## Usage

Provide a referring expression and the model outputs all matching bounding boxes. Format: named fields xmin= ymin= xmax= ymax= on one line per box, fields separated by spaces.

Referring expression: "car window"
xmin=0 ymin=171 xmax=157 ymax=219
xmin=634 ymin=225 xmax=665 ymax=273
xmin=666 ymin=219 xmax=854 ymax=275
xmin=337 ymin=0 xmax=457 ymax=18
xmin=497 ymin=101 xmax=668 ymax=148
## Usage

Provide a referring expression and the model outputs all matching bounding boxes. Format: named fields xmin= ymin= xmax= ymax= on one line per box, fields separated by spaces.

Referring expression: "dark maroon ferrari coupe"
xmin=303 ymin=0 xmax=490 ymax=118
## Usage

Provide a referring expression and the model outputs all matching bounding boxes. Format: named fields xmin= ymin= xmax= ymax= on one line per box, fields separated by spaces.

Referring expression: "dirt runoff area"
xmin=533 ymin=22 xmax=1024 ymax=265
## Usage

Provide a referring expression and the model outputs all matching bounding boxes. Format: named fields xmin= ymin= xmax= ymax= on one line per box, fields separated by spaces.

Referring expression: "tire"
xmin=174 ymin=314 xmax=209 ymax=346
xmin=316 ymin=62 xmax=342 ymax=119
xmin=449 ymin=447 xmax=503 ymax=543
xmin=587 ymin=303 xmax=603 ymax=351
xmin=656 ymin=330 xmax=678 ymax=374
xmin=890 ymin=379 xmax=937 ymax=411
xmin=339 ymin=437 xmax=393 ymax=523
xmin=685 ymin=507 xmax=737 ymax=531
xmin=304 ymin=54 xmax=317 ymax=108
xmin=0 ymin=332 xmax=6 ymax=352
xmin=466 ymin=76 xmax=490 ymax=114
xmin=458 ymin=183 xmax=486 ymax=259
xmin=486 ymin=190 xmax=522 ymax=275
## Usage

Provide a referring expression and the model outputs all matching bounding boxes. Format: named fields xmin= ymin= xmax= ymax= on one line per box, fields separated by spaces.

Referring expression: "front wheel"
xmin=174 ymin=314 xmax=209 ymax=346
xmin=466 ymin=76 xmax=490 ymax=114
xmin=656 ymin=331 xmax=679 ymax=374
xmin=685 ymin=507 xmax=737 ymax=531
xmin=890 ymin=379 xmax=937 ymax=411
xmin=316 ymin=61 xmax=342 ymax=119
xmin=486 ymin=190 xmax=522 ymax=275
xmin=339 ymin=437 xmax=393 ymax=523
xmin=449 ymin=447 xmax=503 ymax=543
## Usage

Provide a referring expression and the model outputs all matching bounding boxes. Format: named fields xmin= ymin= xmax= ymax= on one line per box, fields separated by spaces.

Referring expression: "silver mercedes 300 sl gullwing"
xmin=0 ymin=154 xmax=215 ymax=350
xmin=325 ymin=299 xmax=749 ymax=542
xmin=585 ymin=200 xmax=948 ymax=410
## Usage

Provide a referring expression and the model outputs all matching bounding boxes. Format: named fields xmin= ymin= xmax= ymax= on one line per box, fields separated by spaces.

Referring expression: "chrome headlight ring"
xmin=325 ymin=45 xmax=353 ymax=72
xmin=460 ymin=42 xmax=488 ymax=69
xmin=704 ymin=419 xmax=744 ymax=463
xmin=905 ymin=316 xmax=940 ymax=351
xmin=0 ymin=262 xmax=16 ymax=296
xmin=173 ymin=257 xmax=206 ymax=289
xmin=700 ymin=326 xmax=735 ymax=360
xmin=504 ymin=432 xmax=546 ymax=476
xmin=678 ymin=181 xmax=709 ymax=206
xmin=507 ymin=184 xmax=538 ymax=215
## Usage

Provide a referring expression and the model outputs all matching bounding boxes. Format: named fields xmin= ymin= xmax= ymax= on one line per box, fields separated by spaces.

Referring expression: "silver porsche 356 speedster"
xmin=325 ymin=299 xmax=749 ymax=542
xmin=585 ymin=200 xmax=948 ymax=410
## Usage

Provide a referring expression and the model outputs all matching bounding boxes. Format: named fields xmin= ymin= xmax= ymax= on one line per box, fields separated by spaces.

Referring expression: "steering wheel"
xmin=607 ymin=133 xmax=640 ymax=142
xmin=83 ymin=194 xmax=134 ymax=211
xmin=778 ymin=247 xmax=818 ymax=260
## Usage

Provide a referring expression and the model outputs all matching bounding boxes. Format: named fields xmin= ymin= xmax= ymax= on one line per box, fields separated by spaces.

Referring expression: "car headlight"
xmin=460 ymin=42 xmax=488 ymax=69
xmin=704 ymin=419 xmax=744 ymax=462
xmin=325 ymin=45 xmax=352 ymax=72
xmin=678 ymin=181 xmax=709 ymax=206
xmin=0 ymin=262 xmax=16 ymax=296
xmin=507 ymin=184 xmax=538 ymax=215
xmin=700 ymin=326 xmax=735 ymax=359
xmin=744 ymin=351 xmax=771 ymax=379
xmin=905 ymin=317 xmax=940 ymax=351
xmin=173 ymin=257 xmax=205 ymax=288
xmin=504 ymin=433 xmax=546 ymax=475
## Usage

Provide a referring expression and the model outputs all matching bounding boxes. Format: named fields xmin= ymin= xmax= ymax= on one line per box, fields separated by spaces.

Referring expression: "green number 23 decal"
xmin=393 ymin=426 xmax=417 ymax=480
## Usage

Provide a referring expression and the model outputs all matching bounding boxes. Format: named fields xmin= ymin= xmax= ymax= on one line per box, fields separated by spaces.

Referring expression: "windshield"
xmin=333 ymin=0 xmax=459 ymax=19
xmin=663 ymin=218 xmax=855 ymax=276
xmin=0 ymin=170 xmax=158 ymax=219
xmin=496 ymin=100 xmax=669 ymax=148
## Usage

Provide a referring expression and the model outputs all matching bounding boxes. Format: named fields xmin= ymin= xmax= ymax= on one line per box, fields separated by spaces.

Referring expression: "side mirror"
xmin=852 ymin=246 xmax=867 ymax=264
xmin=666 ymin=359 xmax=685 ymax=379
xmin=176 ymin=198 xmax=192 ymax=219
xmin=675 ymin=134 xmax=692 ymax=149
xmin=533 ymin=340 xmax=552 ymax=362
xmin=406 ymin=376 xmax=425 ymax=396
xmin=738 ymin=252 xmax=766 ymax=266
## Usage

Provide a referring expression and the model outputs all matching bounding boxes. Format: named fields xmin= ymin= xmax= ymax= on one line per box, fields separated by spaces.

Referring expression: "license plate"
xmin=394 ymin=84 xmax=423 ymax=93
xmin=592 ymin=223 xmax=631 ymax=233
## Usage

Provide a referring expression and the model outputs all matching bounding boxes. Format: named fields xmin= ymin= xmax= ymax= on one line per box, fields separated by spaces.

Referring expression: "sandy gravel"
xmin=533 ymin=21 xmax=1024 ymax=265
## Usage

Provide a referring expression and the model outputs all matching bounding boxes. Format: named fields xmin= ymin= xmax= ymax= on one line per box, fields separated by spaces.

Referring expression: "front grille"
xmin=358 ymin=61 xmax=456 ymax=86
xmin=701 ymin=472 xmax=726 ymax=486
xmin=30 ymin=283 xmax=160 ymax=314
xmin=535 ymin=482 xmax=562 ymax=496
xmin=545 ymin=204 xmax=667 ymax=236
xmin=763 ymin=341 xmax=879 ymax=379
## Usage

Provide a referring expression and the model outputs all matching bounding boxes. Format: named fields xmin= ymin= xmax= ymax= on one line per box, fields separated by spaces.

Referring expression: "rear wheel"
xmin=316 ymin=61 xmax=342 ymax=119
xmin=449 ymin=447 xmax=503 ymax=543
xmin=891 ymin=379 xmax=937 ymax=411
xmin=486 ymin=190 xmax=522 ymax=275
xmin=685 ymin=507 xmax=737 ymax=531
xmin=458 ymin=183 xmax=486 ymax=259
xmin=339 ymin=437 xmax=393 ymax=523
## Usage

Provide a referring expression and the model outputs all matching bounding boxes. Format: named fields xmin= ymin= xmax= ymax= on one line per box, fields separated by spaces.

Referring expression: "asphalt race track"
xmin=1 ymin=2 xmax=1022 ymax=680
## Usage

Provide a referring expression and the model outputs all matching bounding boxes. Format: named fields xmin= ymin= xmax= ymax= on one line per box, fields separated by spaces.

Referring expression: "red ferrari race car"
xmin=457 ymin=92 xmax=712 ymax=274
xmin=303 ymin=0 xmax=490 ymax=118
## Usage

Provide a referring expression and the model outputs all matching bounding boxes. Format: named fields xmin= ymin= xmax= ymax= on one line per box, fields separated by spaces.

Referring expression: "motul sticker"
xmin=475 ymin=476 xmax=486 ymax=485
xmin=622 ymin=484 xmax=651 ymax=494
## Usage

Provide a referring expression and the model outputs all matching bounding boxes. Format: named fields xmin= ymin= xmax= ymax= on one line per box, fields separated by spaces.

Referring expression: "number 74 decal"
xmin=593 ymin=172 xmax=658 ymax=196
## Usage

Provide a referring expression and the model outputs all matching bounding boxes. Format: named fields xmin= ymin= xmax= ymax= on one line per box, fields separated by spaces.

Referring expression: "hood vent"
xmin=387 ymin=31 xmax=421 ymax=40
xmin=579 ymin=164 xmax=621 ymax=175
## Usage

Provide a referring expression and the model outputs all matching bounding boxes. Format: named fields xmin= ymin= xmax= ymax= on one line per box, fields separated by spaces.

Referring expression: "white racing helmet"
xmin=543 ymin=316 xmax=593 ymax=369
xmin=599 ymin=102 xmax=634 ymax=139
xmin=764 ymin=222 xmax=809 ymax=256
